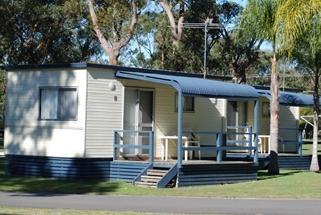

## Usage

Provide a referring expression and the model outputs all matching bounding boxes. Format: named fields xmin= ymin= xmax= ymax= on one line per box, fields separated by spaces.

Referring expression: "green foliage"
xmin=240 ymin=0 xmax=280 ymax=44
xmin=209 ymin=1 xmax=265 ymax=83
xmin=93 ymin=0 xmax=145 ymax=44
xmin=0 ymin=0 xmax=100 ymax=65
xmin=275 ymin=0 xmax=321 ymax=54
xmin=300 ymin=107 xmax=314 ymax=117
xmin=123 ymin=0 xmax=265 ymax=80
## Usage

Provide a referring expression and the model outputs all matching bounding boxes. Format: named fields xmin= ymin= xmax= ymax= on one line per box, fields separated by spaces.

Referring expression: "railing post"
xmin=253 ymin=100 xmax=260 ymax=164
xmin=149 ymin=131 xmax=154 ymax=163
xmin=254 ymin=133 xmax=259 ymax=164
xmin=248 ymin=126 xmax=253 ymax=156
xmin=177 ymin=91 xmax=183 ymax=168
xmin=298 ymin=130 xmax=303 ymax=157
xmin=216 ymin=133 xmax=222 ymax=163
xmin=113 ymin=130 xmax=117 ymax=161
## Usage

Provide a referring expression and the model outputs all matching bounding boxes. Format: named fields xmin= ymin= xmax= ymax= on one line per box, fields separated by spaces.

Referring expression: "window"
xmin=175 ymin=94 xmax=195 ymax=112
xmin=40 ymin=88 xmax=78 ymax=120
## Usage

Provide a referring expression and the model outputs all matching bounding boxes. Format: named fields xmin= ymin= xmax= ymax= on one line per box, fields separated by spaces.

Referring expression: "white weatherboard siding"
xmin=279 ymin=105 xmax=300 ymax=152
xmin=85 ymin=68 xmax=123 ymax=157
xmin=120 ymin=80 xmax=225 ymax=159
xmin=5 ymin=69 xmax=87 ymax=157
xmin=246 ymin=98 xmax=300 ymax=152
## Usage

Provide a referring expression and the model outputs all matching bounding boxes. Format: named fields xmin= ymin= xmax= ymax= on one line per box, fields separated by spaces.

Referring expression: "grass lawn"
xmin=302 ymin=142 xmax=321 ymax=155
xmin=0 ymin=158 xmax=321 ymax=199
xmin=0 ymin=206 xmax=147 ymax=215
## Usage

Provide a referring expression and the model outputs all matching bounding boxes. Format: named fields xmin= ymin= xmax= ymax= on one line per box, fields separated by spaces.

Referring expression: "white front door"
xmin=123 ymin=88 xmax=154 ymax=155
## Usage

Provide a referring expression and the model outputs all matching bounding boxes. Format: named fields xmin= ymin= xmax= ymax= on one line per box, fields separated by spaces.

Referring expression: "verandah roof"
xmin=257 ymin=89 xmax=320 ymax=107
xmin=116 ymin=71 xmax=259 ymax=99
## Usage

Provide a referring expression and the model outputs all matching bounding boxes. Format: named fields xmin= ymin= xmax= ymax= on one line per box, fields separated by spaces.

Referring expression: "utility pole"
xmin=180 ymin=18 xmax=221 ymax=78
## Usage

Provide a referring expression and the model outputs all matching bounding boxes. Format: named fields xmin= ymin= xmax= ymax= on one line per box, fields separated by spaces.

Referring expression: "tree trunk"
xmin=87 ymin=0 xmax=138 ymax=66
xmin=229 ymin=62 xmax=247 ymax=84
xmin=107 ymin=49 xmax=119 ymax=65
xmin=268 ymin=51 xmax=280 ymax=175
xmin=108 ymin=54 xmax=118 ymax=65
xmin=310 ymin=72 xmax=320 ymax=172
xmin=158 ymin=0 xmax=184 ymax=47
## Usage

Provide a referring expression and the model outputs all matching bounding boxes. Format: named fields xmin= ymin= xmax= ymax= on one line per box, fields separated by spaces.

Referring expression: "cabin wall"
xmin=279 ymin=105 xmax=300 ymax=152
xmin=120 ymin=80 xmax=225 ymax=159
xmin=247 ymin=98 xmax=300 ymax=152
xmin=5 ymin=68 xmax=87 ymax=157
xmin=85 ymin=68 xmax=123 ymax=157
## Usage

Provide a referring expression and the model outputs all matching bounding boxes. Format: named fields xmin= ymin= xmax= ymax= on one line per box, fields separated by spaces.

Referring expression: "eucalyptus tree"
xmin=275 ymin=0 xmax=321 ymax=171
xmin=87 ymin=0 xmax=145 ymax=65
xmin=0 ymin=0 xmax=99 ymax=65
xmin=212 ymin=1 xmax=264 ymax=83
xmin=240 ymin=0 xmax=281 ymax=174
xmin=157 ymin=0 xmax=185 ymax=47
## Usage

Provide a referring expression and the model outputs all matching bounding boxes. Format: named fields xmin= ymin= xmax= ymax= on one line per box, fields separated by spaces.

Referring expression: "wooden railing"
xmin=279 ymin=127 xmax=303 ymax=156
xmin=113 ymin=130 xmax=154 ymax=163
xmin=182 ymin=130 xmax=259 ymax=164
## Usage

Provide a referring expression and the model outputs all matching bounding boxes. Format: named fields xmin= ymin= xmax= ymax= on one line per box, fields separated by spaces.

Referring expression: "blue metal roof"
xmin=257 ymin=89 xmax=319 ymax=107
xmin=116 ymin=71 xmax=259 ymax=99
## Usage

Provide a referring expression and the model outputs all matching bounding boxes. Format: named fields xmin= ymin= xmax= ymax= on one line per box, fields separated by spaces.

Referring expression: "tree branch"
xmin=117 ymin=0 xmax=139 ymax=49
xmin=87 ymin=0 xmax=112 ymax=53
xmin=158 ymin=0 xmax=183 ymax=45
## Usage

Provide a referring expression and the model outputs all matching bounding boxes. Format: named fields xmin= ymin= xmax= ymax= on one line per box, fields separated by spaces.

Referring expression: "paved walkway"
xmin=1 ymin=192 xmax=321 ymax=214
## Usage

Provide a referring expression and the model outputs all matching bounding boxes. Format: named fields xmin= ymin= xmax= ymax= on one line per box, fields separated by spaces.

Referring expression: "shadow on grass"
xmin=0 ymin=157 xmax=123 ymax=195
xmin=257 ymin=170 xmax=303 ymax=181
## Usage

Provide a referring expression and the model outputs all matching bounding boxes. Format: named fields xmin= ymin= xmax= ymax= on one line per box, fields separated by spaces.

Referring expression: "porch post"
xmin=253 ymin=100 xmax=260 ymax=163
xmin=298 ymin=131 xmax=303 ymax=157
xmin=112 ymin=130 xmax=117 ymax=161
xmin=149 ymin=131 xmax=154 ymax=163
xmin=177 ymin=90 xmax=183 ymax=168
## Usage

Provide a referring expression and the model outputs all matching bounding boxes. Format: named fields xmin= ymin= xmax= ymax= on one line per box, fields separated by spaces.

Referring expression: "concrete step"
xmin=141 ymin=178 xmax=161 ymax=183
xmin=141 ymin=175 xmax=162 ymax=181
xmin=135 ymin=181 xmax=158 ymax=187
xmin=135 ymin=167 xmax=173 ymax=188
xmin=147 ymin=169 xmax=168 ymax=176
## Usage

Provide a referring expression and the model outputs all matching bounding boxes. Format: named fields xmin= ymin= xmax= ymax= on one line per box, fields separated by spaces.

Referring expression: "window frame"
xmin=174 ymin=93 xmax=195 ymax=113
xmin=39 ymin=86 xmax=79 ymax=121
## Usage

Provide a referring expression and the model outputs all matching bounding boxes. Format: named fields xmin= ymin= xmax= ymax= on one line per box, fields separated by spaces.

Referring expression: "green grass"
xmin=0 ymin=158 xmax=321 ymax=199
xmin=0 ymin=206 xmax=148 ymax=215
xmin=302 ymin=142 xmax=321 ymax=155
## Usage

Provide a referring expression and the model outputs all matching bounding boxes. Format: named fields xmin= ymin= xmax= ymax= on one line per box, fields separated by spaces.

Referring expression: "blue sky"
xmin=233 ymin=0 xmax=247 ymax=6
xmin=231 ymin=0 xmax=248 ymax=7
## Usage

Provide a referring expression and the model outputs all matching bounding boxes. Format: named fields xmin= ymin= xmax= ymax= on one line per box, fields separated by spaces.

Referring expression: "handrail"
xmin=183 ymin=131 xmax=221 ymax=135
xmin=133 ymin=162 xmax=153 ymax=184
xmin=182 ymin=130 xmax=258 ymax=164
xmin=228 ymin=132 xmax=254 ymax=135
xmin=113 ymin=130 xmax=154 ymax=163
xmin=114 ymin=144 xmax=150 ymax=149
xmin=227 ymin=125 xmax=251 ymax=129
xmin=182 ymin=146 xmax=256 ymax=151
xmin=227 ymin=140 xmax=251 ymax=144
xmin=113 ymin=129 xmax=152 ymax=134
xmin=157 ymin=162 xmax=178 ymax=188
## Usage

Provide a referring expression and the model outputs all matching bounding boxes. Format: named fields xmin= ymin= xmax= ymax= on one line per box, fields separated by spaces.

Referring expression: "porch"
xmin=112 ymin=129 xmax=258 ymax=187
xmin=112 ymin=70 xmax=261 ymax=187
